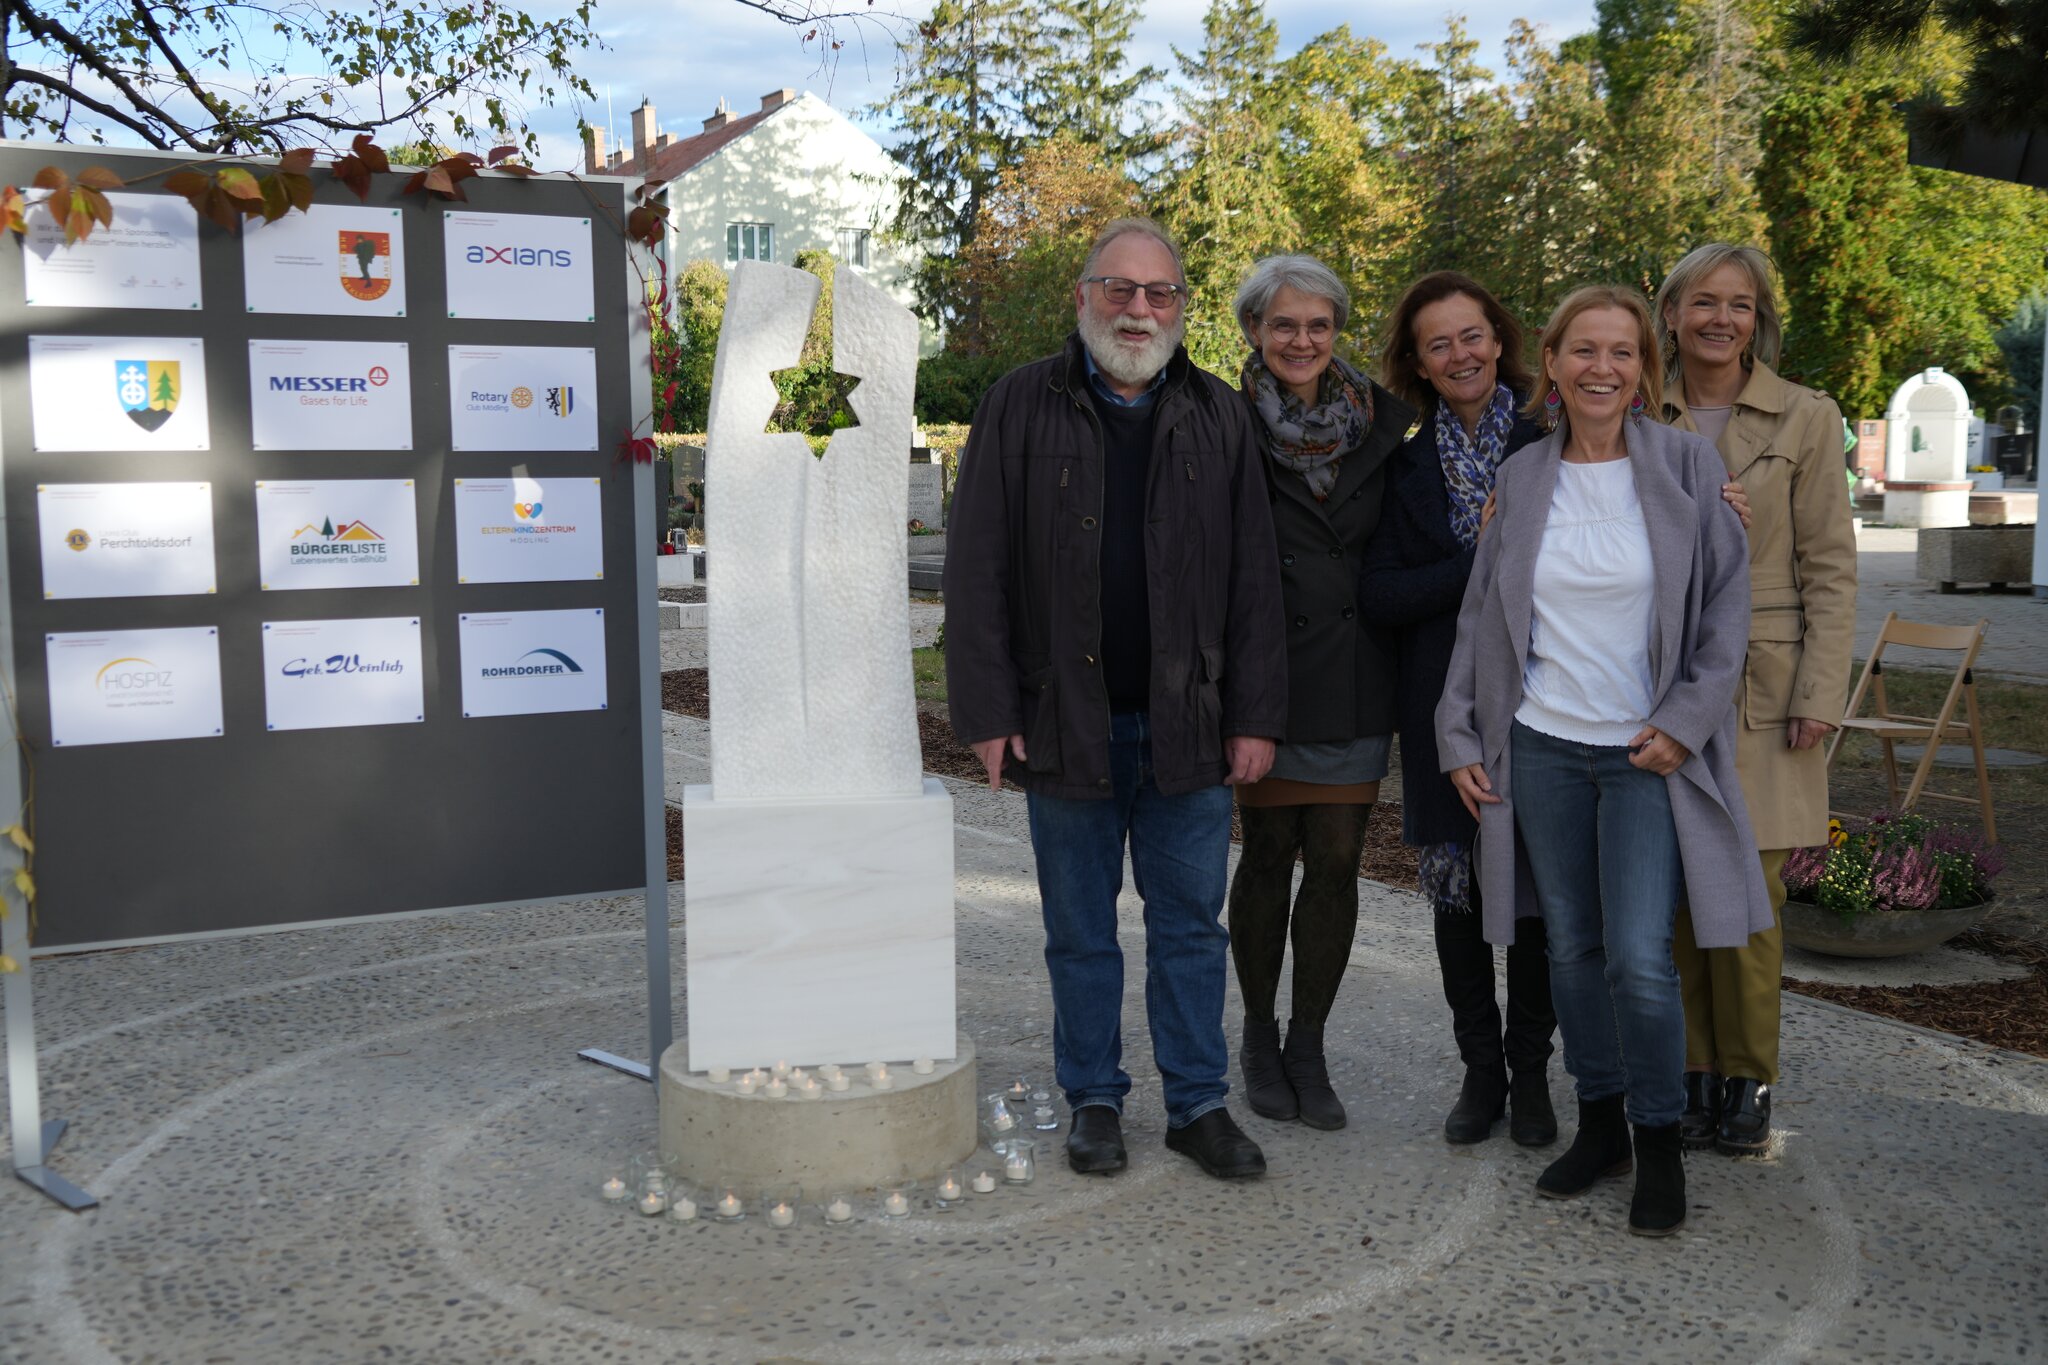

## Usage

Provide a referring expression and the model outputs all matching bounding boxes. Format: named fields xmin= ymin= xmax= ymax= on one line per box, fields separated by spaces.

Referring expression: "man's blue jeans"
xmin=1509 ymin=721 xmax=1686 ymax=1127
xmin=1025 ymin=712 xmax=1234 ymax=1130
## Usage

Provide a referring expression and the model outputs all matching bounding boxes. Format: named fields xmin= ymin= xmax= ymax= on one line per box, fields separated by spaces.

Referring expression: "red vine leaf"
xmin=31 ymin=166 xmax=69 ymax=197
xmin=332 ymin=154 xmax=374 ymax=201
xmin=258 ymin=173 xmax=292 ymax=222
xmin=75 ymin=166 xmax=124 ymax=192
xmin=216 ymin=167 xmax=263 ymax=203
xmin=626 ymin=204 xmax=666 ymax=248
xmin=352 ymin=135 xmax=391 ymax=174
xmin=2 ymin=186 xmax=26 ymax=237
xmin=278 ymin=170 xmax=315 ymax=214
xmin=277 ymin=147 xmax=317 ymax=175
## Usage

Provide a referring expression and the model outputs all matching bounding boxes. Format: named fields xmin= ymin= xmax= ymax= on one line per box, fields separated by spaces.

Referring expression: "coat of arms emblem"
xmin=339 ymin=230 xmax=393 ymax=301
xmin=116 ymin=360 xmax=179 ymax=432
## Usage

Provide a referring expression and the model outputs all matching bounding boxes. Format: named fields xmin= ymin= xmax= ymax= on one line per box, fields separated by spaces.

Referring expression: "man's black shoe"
xmin=1680 ymin=1071 xmax=1722 ymax=1150
xmin=1165 ymin=1107 xmax=1267 ymax=1179
xmin=1716 ymin=1077 xmax=1771 ymax=1155
xmin=1066 ymin=1104 xmax=1127 ymax=1174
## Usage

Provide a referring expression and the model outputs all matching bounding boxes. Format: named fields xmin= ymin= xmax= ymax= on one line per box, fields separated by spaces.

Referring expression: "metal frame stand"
xmin=5 ymin=901 xmax=95 ymax=1208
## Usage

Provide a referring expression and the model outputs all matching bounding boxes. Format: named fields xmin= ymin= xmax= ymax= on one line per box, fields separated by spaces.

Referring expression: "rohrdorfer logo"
xmin=290 ymin=517 xmax=389 ymax=564
xmin=481 ymin=647 xmax=585 ymax=678
xmin=340 ymin=230 xmax=393 ymax=301
xmin=116 ymin=359 xmax=180 ymax=432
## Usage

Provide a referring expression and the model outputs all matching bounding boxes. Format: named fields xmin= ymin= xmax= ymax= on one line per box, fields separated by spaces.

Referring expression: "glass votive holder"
xmin=598 ymin=1161 xmax=632 ymax=1205
xmin=998 ymin=1138 xmax=1037 ymax=1185
xmin=878 ymin=1182 xmax=914 ymax=1218
xmin=710 ymin=1181 xmax=748 ymax=1223
xmin=667 ymin=1184 xmax=700 ymax=1223
xmin=982 ymin=1094 xmax=1021 ymax=1141
xmin=635 ymin=1175 xmax=669 ymax=1217
xmin=762 ymin=1184 xmax=803 ymax=1229
xmin=1030 ymin=1089 xmax=1060 ymax=1131
xmin=822 ymin=1190 xmax=857 ymax=1225
xmin=934 ymin=1164 xmax=969 ymax=1209
xmin=968 ymin=1158 xmax=1001 ymax=1195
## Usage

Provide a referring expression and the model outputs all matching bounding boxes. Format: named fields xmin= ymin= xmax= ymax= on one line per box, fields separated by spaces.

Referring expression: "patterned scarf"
xmin=1437 ymin=383 xmax=1518 ymax=549
xmin=1240 ymin=351 xmax=1376 ymax=502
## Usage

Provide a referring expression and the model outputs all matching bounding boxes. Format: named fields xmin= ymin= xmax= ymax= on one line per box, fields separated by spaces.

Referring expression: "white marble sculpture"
xmin=702 ymin=261 xmax=921 ymax=800
xmin=685 ymin=261 xmax=954 ymax=1069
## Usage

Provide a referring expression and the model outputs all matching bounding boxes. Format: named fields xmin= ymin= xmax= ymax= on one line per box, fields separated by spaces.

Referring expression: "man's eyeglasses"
xmin=1084 ymin=276 xmax=1187 ymax=309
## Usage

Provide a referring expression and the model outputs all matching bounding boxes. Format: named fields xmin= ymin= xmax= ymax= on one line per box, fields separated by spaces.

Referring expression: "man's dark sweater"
xmin=1093 ymin=395 xmax=1156 ymax=711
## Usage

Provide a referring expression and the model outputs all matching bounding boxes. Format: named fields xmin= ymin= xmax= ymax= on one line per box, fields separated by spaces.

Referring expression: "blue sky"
xmin=535 ymin=0 xmax=1599 ymax=169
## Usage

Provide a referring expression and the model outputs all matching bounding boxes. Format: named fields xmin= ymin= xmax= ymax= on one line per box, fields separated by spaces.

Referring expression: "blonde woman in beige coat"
xmin=1655 ymin=243 xmax=1857 ymax=1157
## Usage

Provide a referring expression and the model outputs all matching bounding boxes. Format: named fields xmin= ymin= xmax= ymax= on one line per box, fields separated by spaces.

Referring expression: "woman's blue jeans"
xmin=1509 ymin=721 xmax=1686 ymax=1127
xmin=1024 ymin=712 xmax=1234 ymax=1130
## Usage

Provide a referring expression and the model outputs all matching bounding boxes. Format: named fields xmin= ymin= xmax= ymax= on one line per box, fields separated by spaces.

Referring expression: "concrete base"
xmin=658 ymin=600 xmax=705 ymax=631
xmin=1919 ymin=523 xmax=2033 ymax=589
xmin=658 ymin=1033 xmax=979 ymax=1191
xmin=1884 ymin=481 xmax=1972 ymax=528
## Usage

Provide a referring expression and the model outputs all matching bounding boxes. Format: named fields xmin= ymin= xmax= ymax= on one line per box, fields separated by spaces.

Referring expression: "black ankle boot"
xmin=1281 ymin=1019 xmax=1346 ymax=1130
xmin=1240 ymin=1016 xmax=1297 ymax=1121
xmin=1509 ymin=1069 xmax=1558 ymax=1147
xmin=1630 ymin=1121 xmax=1687 ymax=1236
xmin=1717 ymin=1077 xmax=1771 ymax=1155
xmin=1443 ymin=1065 xmax=1507 ymax=1144
xmin=1536 ymin=1094 xmax=1633 ymax=1198
xmin=1680 ymin=1071 xmax=1722 ymax=1150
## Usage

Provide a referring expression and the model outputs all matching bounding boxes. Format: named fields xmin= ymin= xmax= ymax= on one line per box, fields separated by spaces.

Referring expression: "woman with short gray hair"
xmin=1225 ymin=253 xmax=1413 ymax=1131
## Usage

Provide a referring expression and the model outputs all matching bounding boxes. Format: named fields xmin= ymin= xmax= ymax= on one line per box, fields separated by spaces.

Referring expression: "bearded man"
xmin=943 ymin=218 xmax=1288 ymax=1180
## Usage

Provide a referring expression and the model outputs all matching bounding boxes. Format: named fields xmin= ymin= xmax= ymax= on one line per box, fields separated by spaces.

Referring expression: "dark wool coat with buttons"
xmin=1250 ymin=375 xmax=1415 ymax=747
xmin=942 ymin=333 xmax=1289 ymax=800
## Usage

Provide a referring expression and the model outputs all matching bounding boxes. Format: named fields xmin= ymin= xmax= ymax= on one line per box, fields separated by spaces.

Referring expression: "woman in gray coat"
xmin=1435 ymin=285 xmax=1770 ymax=1237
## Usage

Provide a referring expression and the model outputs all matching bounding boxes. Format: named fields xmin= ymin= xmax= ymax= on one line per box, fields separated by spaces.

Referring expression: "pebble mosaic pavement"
xmin=2 ymin=601 xmax=2044 ymax=1363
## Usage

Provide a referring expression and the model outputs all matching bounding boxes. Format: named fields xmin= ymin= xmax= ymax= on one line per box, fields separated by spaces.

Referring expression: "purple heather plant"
xmin=1787 ymin=810 xmax=2002 ymax=918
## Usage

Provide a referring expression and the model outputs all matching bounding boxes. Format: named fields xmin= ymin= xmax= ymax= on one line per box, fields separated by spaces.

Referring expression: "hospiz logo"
xmin=465 ymin=244 xmax=574 ymax=268
xmin=280 ymin=654 xmax=405 ymax=678
xmin=269 ymin=366 xmax=392 ymax=394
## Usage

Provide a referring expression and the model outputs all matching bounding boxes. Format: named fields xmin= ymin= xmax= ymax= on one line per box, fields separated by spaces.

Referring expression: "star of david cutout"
xmin=766 ymin=364 xmax=862 ymax=450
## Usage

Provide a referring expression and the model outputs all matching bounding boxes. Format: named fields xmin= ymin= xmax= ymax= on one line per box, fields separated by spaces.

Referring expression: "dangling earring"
xmin=1630 ymin=391 xmax=1648 ymax=418
xmin=1543 ymin=381 xmax=1562 ymax=427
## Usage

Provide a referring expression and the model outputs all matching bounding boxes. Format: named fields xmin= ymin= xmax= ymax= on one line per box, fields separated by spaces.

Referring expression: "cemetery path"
xmin=0 ymin=711 xmax=2042 ymax=1363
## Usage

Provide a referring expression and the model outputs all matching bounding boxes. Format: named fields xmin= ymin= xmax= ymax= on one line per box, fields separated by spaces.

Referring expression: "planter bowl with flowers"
xmin=1780 ymin=810 xmax=2004 ymax=958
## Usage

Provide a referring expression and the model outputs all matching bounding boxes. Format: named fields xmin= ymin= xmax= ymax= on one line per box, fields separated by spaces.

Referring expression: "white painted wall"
xmin=666 ymin=94 xmax=938 ymax=354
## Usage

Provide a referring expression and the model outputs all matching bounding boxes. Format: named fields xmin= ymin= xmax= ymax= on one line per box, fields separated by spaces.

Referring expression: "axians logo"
xmin=95 ymin=656 xmax=173 ymax=693
xmin=281 ymin=654 xmax=405 ymax=677
xmin=481 ymin=647 xmax=585 ymax=678
xmin=465 ymin=245 xmax=573 ymax=268
xmin=64 ymin=529 xmax=90 ymax=552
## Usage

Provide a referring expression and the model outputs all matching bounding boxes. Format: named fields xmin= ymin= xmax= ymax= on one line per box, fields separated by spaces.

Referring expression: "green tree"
xmin=1994 ymin=293 xmax=2048 ymax=425
xmin=1787 ymin=0 xmax=2048 ymax=140
xmin=152 ymin=366 xmax=175 ymax=407
xmin=1019 ymin=0 xmax=1166 ymax=168
xmin=1385 ymin=17 xmax=1515 ymax=280
xmin=654 ymin=260 xmax=729 ymax=434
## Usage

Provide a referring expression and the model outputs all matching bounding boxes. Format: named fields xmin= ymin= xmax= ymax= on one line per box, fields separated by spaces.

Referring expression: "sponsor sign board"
xmin=261 ymin=616 xmax=426 ymax=732
xmin=46 ymin=626 xmax=225 ymax=747
xmin=457 ymin=608 xmax=608 ymax=717
xmin=242 ymin=203 xmax=408 ymax=317
xmin=442 ymin=210 xmax=594 ymax=322
xmin=254 ymin=479 xmax=420 ymax=590
xmin=22 ymin=191 xmax=202 ymax=311
xmin=452 ymin=475 xmax=604 ymax=583
xmin=28 ymin=334 xmax=210 ymax=452
xmin=37 ymin=481 xmax=216 ymax=599
xmin=248 ymin=339 xmax=413 ymax=450
xmin=446 ymin=344 xmax=598 ymax=452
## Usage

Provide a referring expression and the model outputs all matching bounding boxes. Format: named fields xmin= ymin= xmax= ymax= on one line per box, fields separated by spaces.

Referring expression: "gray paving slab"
xmin=1853 ymin=526 xmax=2048 ymax=680
xmin=3 ymin=711 xmax=2045 ymax=1363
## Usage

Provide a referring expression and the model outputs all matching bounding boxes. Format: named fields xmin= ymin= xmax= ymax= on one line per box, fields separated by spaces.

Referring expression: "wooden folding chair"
xmin=1826 ymin=612 xmax=1995 ymax=842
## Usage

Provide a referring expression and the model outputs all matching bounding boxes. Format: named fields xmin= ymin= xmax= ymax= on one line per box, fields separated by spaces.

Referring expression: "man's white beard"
xmin=1080 ymin=309 xmax=1183 ymax=388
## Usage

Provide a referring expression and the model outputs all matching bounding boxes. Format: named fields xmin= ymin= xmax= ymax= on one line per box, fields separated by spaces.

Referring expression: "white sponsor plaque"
xmin=46 ymin=626 xmax=225 ymax=748
xmin=262 ymin=616 xmax=425 ymax=732
xmin=452 ymin=475 xmax=604 ymax=583
xmin=446 ymin=345 xmax=598 ymax=452
xmin=243 ymin=203 xmax=408 ymax=317
xmin=255 ymin=479 xmax=420 ymax=591
xmin=28 ymin=335 xmax=209 ymax=452
xmin=442 ymin=211 xmax=594 ymax=322
xmin=458 ymin=608 xmax=609 ymax=718
xmin=23 ymin=191 xmax=202 ymax=311
xmin=37 ymin=482 xmax=216 ymax=599
xmin=249 ymin=339 xmax=413 ymax=450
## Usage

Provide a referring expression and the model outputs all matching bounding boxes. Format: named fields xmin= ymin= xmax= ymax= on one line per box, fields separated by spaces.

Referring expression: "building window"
xmin=726 ymin=222 xmax=774 ymax=263
xmin=836 ymin=227 xmax=871 ymax=270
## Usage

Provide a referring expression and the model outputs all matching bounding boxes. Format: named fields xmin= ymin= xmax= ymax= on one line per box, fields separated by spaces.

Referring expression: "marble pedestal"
xmin=682 ymin=778 xmax=955 ymax=1069
xmin=658 ymin=1033 xmax=978 ymax=1190
xmin=1883 ymin=481 xmax=1972 ymax=528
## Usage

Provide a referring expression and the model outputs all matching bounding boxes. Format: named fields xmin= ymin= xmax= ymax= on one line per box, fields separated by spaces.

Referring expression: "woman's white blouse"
xmin=1514 ymin=459 xmax=1657 ymax=747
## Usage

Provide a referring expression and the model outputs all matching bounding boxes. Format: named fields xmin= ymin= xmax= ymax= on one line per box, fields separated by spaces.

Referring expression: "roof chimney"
xmin=760 ymin=89 xmax=795 ymax=112
xmin=702 ymin=97 xmax=735 ymax=132
xmin=656 ymin=131 xmax=674 ymax=149
xmin=583 ymin=124 xmax=606 ymax=175
xmin=630 ymin=98 xmax=657 ymax=163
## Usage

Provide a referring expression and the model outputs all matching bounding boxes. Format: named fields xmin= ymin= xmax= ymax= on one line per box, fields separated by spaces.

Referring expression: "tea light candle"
xmin=872 ymin=1067 xmax=894 ymax=1091
xmin=1005 ymin=1080 xmax=1030 ymax=1105
xmin=989 ymin=1110 xmax=1016 ymax=1133
xmin=771 ymin=1059 xmax=792 ymax=1079
xmin=820 ymin=1064 xmax=843 ymax=1080
xmin=746 ymin=1068 xmax=767 ymax=1085
xmin=637 ymin=1190 xmax=667 ymax=1216
xmin=600 ymin=1176 xmax=629 ymax=1202
xmin=826 ymin=1197 xmax=854 ymax=1223
xmin=826 ymin=1072 xmax=850 ymax=1092
xmin=734 ymin=1073 xmax=759 ymax=1095
xmin=707 ymin=1066 xmax=730 ymax=1084
xmin=798 ymin=1078 xmax=822 ymax=1099
xmin=789 ymin=1068 xmax=808 ymax=1084
xmin=768 ymin=1201 xmax=795 ymax=1228
xmin=717 ymin=1191 xmax=744 ymax=1219
xmin=937 ymin=1174 xmax=963 ymax=1201
xmin=865 ymin=1061 xmax=886 ymax=1079
xmin=913 ymin=1057 xmax=935 ymax=1075
xmin=764 ymin=1077 xmax=788 ymax=1098
xmin=1004 ymin=1152 xmax=1033 ymax=1183
xmin=883 ymin=1190 xmax=909 ymax=1217
xmin=972 ymin=1170 xmax=997 ymax=1194
xmin=669 ymin=1195 xmax=698 ymax=1222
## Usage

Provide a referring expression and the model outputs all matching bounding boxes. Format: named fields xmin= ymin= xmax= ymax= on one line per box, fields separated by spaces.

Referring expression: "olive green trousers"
xmin=1673 ymin=848 xmax=1790 ymax=1085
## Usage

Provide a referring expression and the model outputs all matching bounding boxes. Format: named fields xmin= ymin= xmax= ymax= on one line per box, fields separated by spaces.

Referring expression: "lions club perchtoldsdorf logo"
xmin=64 ymin=529 xmax=91 ymax=552
xmin=117 ymin=359 xmax=180 ymax=432
xmin=339 ymin=230 xmax=393 ymax=301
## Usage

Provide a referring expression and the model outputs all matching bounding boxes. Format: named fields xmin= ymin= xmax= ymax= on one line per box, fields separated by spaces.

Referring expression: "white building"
xmin=587 ymin=90 xmax=933 ymax=349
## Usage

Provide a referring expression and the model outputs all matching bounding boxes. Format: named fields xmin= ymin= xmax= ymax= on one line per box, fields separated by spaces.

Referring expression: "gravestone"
xmin=908 ymin=449 xmax=944 ymax=531
xmin=1854 ymin=420 xmax=1886 ymax=480
xmin=1883 ymin=368 xmax=1973 ymax=528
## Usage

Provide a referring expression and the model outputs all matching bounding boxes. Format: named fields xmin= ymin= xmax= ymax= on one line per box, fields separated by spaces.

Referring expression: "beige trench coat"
xmin=1665 ymin=361 xmax=1857 ymax=850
